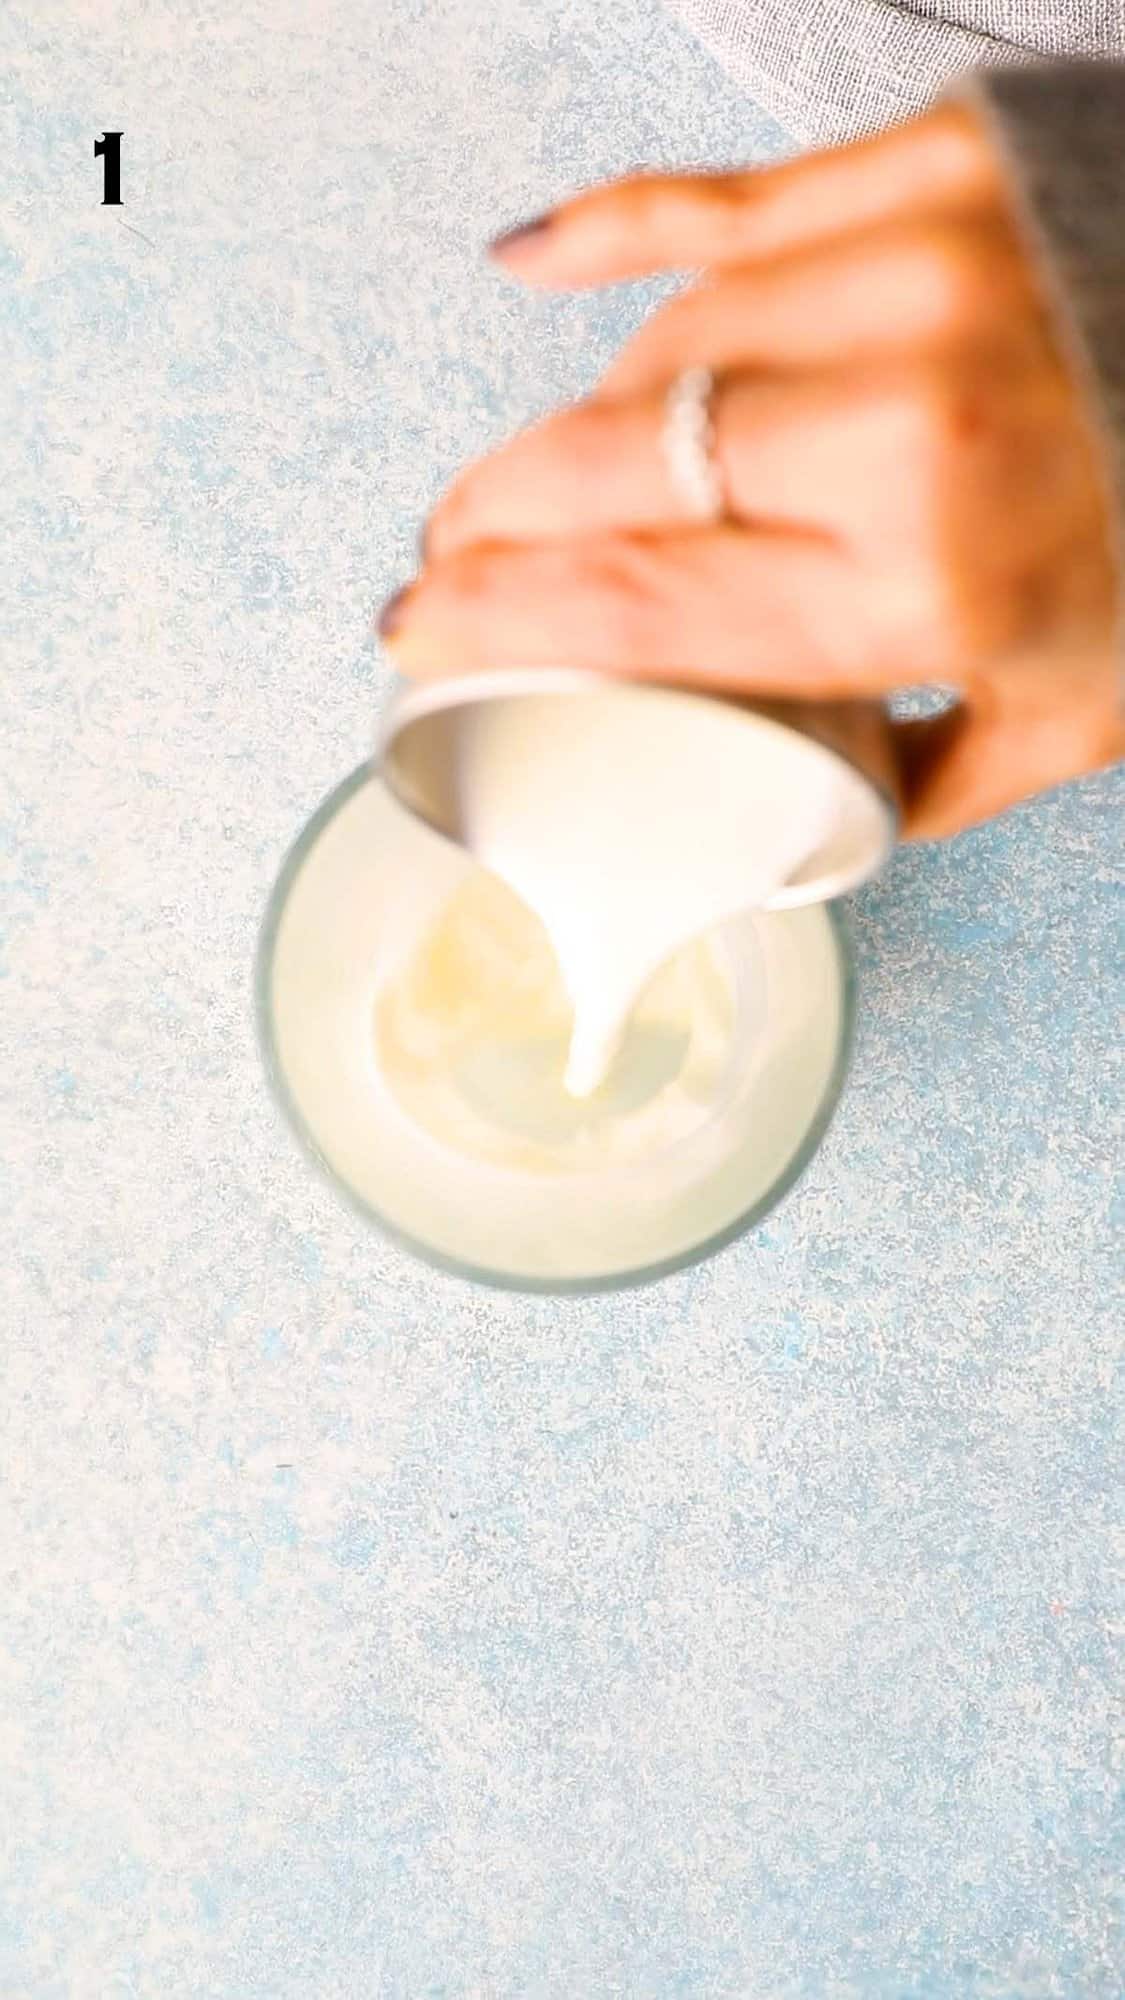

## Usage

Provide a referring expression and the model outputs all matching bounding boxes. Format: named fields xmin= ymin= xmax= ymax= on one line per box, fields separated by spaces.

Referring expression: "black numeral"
xmin=95 ymin=132 xmax=123 ymax=205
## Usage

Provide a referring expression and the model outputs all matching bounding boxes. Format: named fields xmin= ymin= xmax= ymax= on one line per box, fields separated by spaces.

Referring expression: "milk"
xmin=446 ymin=685 xmax=842 ymax=1096
xmin=374 ymin=864 xmax=740 ymax=1174
xmin=263 ymin=765 xmax=854 ymax=1288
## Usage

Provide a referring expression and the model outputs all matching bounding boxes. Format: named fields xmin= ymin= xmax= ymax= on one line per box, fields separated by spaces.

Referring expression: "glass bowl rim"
xmin=255 ymin=760 xmax=858 ymax=1295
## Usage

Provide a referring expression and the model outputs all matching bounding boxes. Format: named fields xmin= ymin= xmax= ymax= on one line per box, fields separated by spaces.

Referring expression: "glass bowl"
xmin=256 ymin=764 xmax=856 ymax=1293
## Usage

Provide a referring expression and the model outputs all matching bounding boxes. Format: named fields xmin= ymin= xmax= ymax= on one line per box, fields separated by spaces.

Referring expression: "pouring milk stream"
xmin=264 ymin=675 xmax=897 ymax=1287
xmin=388 ymin=678 xmax=868 ymax=1100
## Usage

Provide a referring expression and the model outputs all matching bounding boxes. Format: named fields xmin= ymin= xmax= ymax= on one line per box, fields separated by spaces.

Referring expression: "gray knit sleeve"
xmin=666 ymin=0 xmax=1125 ymax=147
xmin=666 ymin=3 xmax=1125 ymax=144
xmin=956 ymin=63 xmax=1125 ymax=620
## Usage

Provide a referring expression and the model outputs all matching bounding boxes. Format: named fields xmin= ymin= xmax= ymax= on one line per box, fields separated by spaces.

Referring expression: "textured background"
xmin=2 ymin=2 xmax=1122 ymax=1996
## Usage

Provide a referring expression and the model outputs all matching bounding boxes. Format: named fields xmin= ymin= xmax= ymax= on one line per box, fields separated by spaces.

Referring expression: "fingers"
xmin=894 ymin=672 xmax=1125 ymax=840
xmin=490 ymin=105 xmax=998 ymax=288
xmin=891 ymin=704 xmax=1048 ymax=840
xmin=425 ymin=349 xmax=1073 ymax=567
xmin=427 ymin=371 xmax=902 ymax=559
xmin=594 ymin=214 xmax=1035 ymax=398
xmin=425 ymin=376 xmax=841 ymax=558
xmin=425 ymin=394 xmax=694 ymax=559
xmin=380 ymin=527 xmax=901 ymax=697
xmin=890 ymin=706 xmax=975 ymax=839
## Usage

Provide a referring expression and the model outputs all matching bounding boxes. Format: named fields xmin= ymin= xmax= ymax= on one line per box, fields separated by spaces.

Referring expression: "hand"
xmin=380 ymin=106 xmax=1124 ymax=839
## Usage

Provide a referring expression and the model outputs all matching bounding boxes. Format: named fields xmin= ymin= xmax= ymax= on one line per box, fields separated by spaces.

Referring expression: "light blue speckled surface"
xmin=2 ymin=2 xmax=1122 ymax=1995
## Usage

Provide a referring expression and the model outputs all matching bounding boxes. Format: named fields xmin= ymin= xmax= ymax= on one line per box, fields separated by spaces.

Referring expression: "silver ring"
xmin=662 ymin=364 xmax=724 ymax=520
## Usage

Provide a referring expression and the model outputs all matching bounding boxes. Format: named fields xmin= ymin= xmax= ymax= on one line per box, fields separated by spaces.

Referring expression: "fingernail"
xmin=377 ymin=584 xmax=411 ymax=640
xmin=489 ymin=212 xmax=552 ymax=257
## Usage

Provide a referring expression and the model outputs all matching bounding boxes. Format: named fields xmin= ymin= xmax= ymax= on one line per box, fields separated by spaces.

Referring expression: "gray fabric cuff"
xmin=669 ymin=3 xmax=1125 ymax=147
xmin=668 ymin=0 xmax=1033 ymax=145
xmin=954 ymin=63 xmax=1125 ymax=654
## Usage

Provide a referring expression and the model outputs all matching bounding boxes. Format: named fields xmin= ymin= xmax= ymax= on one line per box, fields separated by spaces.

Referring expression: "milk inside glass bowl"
xmin=257 ymin=674 xmax=897 ymax=1291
